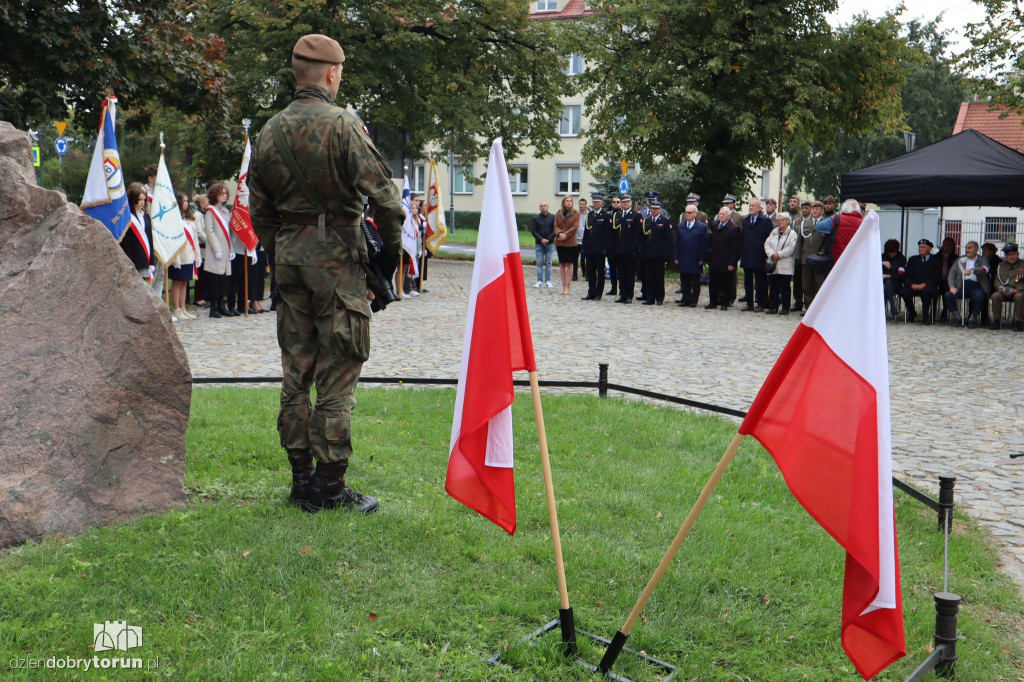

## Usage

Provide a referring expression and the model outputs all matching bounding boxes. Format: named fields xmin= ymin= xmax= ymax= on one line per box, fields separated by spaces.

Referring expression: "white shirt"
xmin=964 ymin=257 xmax=978 ymax=282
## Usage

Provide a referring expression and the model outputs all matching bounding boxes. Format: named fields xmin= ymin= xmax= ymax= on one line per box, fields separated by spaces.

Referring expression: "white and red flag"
xmin=230 ymin=135 xmax=259 ymax=252
xmin=445 ymin=139 xmax=536 ymax=535
xmin=738 ymin=211 xmax=905 ymax=679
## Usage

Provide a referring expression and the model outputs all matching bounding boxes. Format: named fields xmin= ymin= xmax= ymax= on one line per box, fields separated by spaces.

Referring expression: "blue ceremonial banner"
xmin=81 ymin=97 xmax=129 ymax=242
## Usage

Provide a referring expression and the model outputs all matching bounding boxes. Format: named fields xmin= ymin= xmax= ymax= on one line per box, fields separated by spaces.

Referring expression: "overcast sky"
xmin=829 ymin=0 xmax=988 ymax=54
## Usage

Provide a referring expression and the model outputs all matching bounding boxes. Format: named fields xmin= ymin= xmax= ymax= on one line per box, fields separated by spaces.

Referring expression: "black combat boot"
xmin=287 ymin=450 xmax=316 ymax=507
xmin=302 ymin=461 xmax=379 ymax=514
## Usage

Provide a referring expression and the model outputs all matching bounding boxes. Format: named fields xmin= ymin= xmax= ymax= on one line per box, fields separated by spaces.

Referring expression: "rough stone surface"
xmin=0 ymin=121 xmax=190 ymax=547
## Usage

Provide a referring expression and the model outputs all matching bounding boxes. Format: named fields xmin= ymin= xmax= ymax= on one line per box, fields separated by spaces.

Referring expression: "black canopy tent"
xmin=840 ymin=129 xmax=1024 ymax=207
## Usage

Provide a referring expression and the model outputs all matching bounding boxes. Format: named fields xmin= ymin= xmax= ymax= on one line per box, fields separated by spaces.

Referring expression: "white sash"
xmin=206 ymin=206 xmax=231 ymax=250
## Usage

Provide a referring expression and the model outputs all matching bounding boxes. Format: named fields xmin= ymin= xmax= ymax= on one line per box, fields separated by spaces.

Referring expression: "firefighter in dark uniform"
xmin=613 ymin=194 xmax=642 ymax=303
xmin=606 ymin=195 xmax=622 ymax=296
xmin=639 ymin=200 xmax=673 ymax=305
xmin=581 ymin=194 xmax=612 ymax=300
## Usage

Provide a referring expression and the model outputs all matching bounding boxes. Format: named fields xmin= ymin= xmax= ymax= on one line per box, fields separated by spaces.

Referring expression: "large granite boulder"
xmin=0 ymin=121 xmax=190 ymax=547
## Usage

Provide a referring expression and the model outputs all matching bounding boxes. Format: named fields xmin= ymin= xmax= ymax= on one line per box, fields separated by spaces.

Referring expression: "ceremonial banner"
xmin=230 ymin=136 xmax=259 ymax=251
xmin=445 ymin=138 xmax=536 ymax=535
xmin=81 ymin=97 xmax=130 ymax=241
xmin=149 ymin=150 xmax=186 ymax=265
xmin=400 ymin=177 xmax=418 ymax=276
xmin=424 ymin=156 xmax=448 ymax=254
xmin=738 ymin=212 xmax=905 ymax=679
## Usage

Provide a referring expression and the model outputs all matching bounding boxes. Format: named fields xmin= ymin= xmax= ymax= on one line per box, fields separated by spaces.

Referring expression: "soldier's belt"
xmin=279 ymin=212 xmax=359 ymax=240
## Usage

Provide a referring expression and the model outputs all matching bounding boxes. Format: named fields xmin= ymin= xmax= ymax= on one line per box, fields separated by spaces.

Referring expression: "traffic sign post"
xmin=53 ymin=136 xmax=69 ymax=188
xmin=618 ymin=176 xmax=630 ymax=195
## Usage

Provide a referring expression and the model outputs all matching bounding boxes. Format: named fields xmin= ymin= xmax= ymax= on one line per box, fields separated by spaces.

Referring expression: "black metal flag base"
xmin=486 ymin=617 xmax=677 ymax=681
xmin=598 ymin=629 xmax=629 ymax=674
xmin=559 ymin=607 xmax=578 ymax=656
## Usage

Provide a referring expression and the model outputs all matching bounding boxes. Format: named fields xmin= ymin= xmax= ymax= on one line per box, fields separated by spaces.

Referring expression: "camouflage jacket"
xmin=249 ymin=84 xmax=403 ymax=267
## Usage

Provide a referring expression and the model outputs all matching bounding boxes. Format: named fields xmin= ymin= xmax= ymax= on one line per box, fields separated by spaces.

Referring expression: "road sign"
xmin=55 ymin=121 xmax=68 ymax=137
xmin=618 ymin=176 xmax=630 ymax=195
xmin=31 ymin=146 xmax=40 ymax=167
xmin=54 ymin=137 xmax=69 ymax=156
xmin=619 ymin=160 xmax=629 ymax=177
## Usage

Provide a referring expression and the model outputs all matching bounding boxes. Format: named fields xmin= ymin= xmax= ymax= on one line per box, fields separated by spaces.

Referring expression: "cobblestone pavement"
xmin=176 ymin=259 xmax=1024 ymax=592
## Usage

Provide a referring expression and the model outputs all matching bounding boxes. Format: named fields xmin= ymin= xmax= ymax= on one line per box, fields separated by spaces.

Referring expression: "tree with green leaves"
xmin=574 ymin=0 xmax=916 ymax=207
xmin=962 ymin=0 xmax=1024 ymax=108
xmin=786 ymin=19 xmax=966 ymax=199
xmin=215 ymin=0 xmax=569 ymax=166
xmin=0 ymin=1 xmax=234 ymax=155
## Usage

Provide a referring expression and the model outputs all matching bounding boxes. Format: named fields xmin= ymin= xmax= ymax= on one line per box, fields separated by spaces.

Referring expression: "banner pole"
xmin=397 ymin=251 xmax=405 ymax=300
xmin=598 ymin=431 xmax=746 ymax=674
xmin=244 ymin=257 xmax=249 ymax=316
xmin=419 ymin=239 xmax=426 ymax=292
xmin=164 ymin=266 xmax=170 ymax=309
xmin=528 ymin=370 xmax=577 ymax=656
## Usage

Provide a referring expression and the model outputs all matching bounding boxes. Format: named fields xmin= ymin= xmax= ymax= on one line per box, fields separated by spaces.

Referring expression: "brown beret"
xmin=811 ymin=200 xmax=824 ymax=208
xmin=292 ymin=34 xmax=345 ymax=64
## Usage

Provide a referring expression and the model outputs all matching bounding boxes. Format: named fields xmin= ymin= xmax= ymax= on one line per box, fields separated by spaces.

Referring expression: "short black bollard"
xmin=598 ymin=363 xmax=609 ymax=398
xmin=938 ymin=476 xmax=956 ymax=532
xmin=933 ymin=591 xmax=962 ymax=677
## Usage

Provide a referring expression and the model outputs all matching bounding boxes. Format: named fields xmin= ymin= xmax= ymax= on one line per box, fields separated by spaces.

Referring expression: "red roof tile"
xmin=530 ymin=0 xmax=594 ymax=21
xmin=952 ymin=102 xmax=1024 ymax=153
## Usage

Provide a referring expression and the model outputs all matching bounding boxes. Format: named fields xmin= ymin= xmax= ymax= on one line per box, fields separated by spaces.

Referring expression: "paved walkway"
xmin=176 ymin=259 xmax=1024 ymax=592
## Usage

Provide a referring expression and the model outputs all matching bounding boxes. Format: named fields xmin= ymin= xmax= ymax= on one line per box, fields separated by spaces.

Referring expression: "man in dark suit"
xmin=606 ymin=195 xmax=621 ymax=297
xmin=613 ymin=194 xmax=643 ymax=303
xmin=706 ymin=207 xmax=742 ymax=310
xmin=740 ymin=198 xmax=773 ymax=311
xmin=900 ymin=239 xmax=943 ymax=324
xmin=582 ymin=194 xmax=613 ymax=300
xmin=674 ymin=205 xmax=708 ymax=306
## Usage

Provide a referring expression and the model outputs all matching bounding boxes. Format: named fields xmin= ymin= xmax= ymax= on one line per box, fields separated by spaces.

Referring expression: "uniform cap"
xmin=293 ymin=34 xmax=346 ymax=64
xmin=811 ymin=200 xmax=823 ymax=208
xmin=620 ymin=193 xmax=632 ymax=200
xmin=723 ymin=194 xmax=737 ymax=204
xmin=591 ymin=194 xmax=604 ymax=201
xmin=918 ymin=239 xmax=934 ymax=247
xmin=822 ymin=195 xmax=836 ymax=203
xmin=686 ymin=194 xmax=700 ymax=202
xmin=1003 ymin=243 xmax=1019 ymax=254
xmin=645 ymin=191 xmax=658 ymax=199
xmin=801 ymin=200 xmax=812 ymax=207
xmin=650 ymin=201 xmax=662 ymax=208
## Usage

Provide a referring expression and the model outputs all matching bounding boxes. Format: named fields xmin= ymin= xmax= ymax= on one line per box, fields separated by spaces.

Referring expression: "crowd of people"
xmin=529 ymin=191 xmax=1023 ymax=331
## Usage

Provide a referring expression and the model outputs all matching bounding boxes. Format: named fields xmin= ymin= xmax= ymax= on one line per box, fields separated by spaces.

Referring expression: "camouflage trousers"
xmin=275 ymin=263 xmax=371 ymax=466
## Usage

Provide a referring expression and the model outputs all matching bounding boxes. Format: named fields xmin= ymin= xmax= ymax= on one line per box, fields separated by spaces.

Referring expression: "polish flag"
xmin=738 ymin=211 xmax=905 ymax=679
xmin=445 ymin=139 xmax=536 ymax=535
xmin=230 ymin=135 xmax=259 ymax=251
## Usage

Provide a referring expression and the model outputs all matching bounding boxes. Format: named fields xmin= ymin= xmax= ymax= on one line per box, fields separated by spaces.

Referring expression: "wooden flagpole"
xmin=528 ymin=370 xmax=577 ymax=655
xmin=163 ymin=267 xmax=170 ymax=309
xmin=598 ymin=431 xmax=747 ymax=674
xmin=419 ymin=239 xmax=426 ymax=292
xmin=397 ymin=251 xmax=405 ymax=299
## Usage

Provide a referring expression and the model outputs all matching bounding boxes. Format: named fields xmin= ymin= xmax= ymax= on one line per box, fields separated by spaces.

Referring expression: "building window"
xmin=556 ymin=165 xmax=580 ymax=195
xmin=535 ymin=0 xmax=558 ymax=11
xmin=943 ymin=220 xmax=962 ymax=250
xmin=985 ymin=217 xmax=1017 ymax=242
xmin=565 ymin=54 xmax=584 ymax=76
xmin=559 ymin=105 xmax=581 ymax=137
xmin=509 ymin=165 xmax=529 ymax=194
xmin=412 ymin=163 xmax=426 ymax=194
xmin=453 ymin=164 xmax=474 ymax=194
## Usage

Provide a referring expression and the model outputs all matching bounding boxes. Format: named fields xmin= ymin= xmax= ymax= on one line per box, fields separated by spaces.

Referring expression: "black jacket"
xmin=639 ymin=212 xmax=674 ymax=260
xmin=614 ymin=208 xmax=643 ymax=256
xmin=583 ymin=207 xmax=613 ymax=255
xmin=121 ymin=211 xmax=157 ymax=271
xmin=904 ymin=253 xmax=943 ymax=288
xmin=707 ymin=219 xmax=742 ymax=273
xmin=530 ymin=212 xmax=555 ymax=244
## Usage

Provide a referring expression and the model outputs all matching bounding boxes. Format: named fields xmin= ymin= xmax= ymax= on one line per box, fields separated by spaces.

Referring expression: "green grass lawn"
xmin=444 ymin=230 xmax=536 ymax=250
xmin=1 ymin=388 xmax=1021 ymax=680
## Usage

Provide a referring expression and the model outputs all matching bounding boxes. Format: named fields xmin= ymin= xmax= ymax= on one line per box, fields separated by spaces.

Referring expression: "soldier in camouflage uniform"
xmin=249 ymin=34 xmax=403 ymax=514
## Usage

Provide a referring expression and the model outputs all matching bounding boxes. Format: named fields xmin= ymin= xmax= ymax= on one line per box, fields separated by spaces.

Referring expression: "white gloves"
xmin=148 ymin=265 xmax=156 ymax=278
xmin=215 ymin=252 xmax=224 ymax=260
xmin=248 ymin=249 xmax=257 ymax=265
xmin=228 ymin=252 xmax=236 ymax=261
